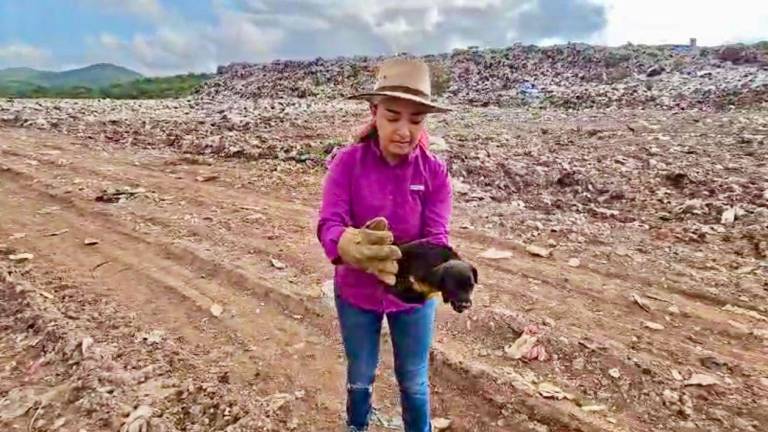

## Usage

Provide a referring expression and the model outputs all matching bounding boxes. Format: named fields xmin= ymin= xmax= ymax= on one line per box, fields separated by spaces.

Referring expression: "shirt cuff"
xmin=322 ymin=225 xmax=347 ymax=264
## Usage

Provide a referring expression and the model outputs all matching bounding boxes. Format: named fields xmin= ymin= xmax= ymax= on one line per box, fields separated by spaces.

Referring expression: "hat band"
xmin=374 ymin=85 xmax=431 ymax=100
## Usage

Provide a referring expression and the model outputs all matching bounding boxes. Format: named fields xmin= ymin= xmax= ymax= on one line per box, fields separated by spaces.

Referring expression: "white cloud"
xmin=89 ymin=7 xmax=283 ymax=75
xmin=80 ymin=0 xmax=165 ymax=21
xmin=0 ymin=43 xmax=52 ymax=68
xmin=594 ymin=0 xmax=768 ymax=46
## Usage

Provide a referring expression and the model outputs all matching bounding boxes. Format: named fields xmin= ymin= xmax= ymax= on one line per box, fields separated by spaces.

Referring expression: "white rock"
xmin=568 ymin=258 xmax=581 ymax=267
xmin=684 ymin=373 xmax=720 ymax=386
xmin=608 ymin=368 xmax=621 ymax=378
xmin=431 ymin=418 xmax=452 ymax=430
xmin=721 ymin=207 xmax=736 ymax=225
xmin=210 ymin=304 xmax=224 ymax=317
xmin=643 ymin=321 xmax=665 ymax=330
xmin=526 ymin=245 xmax=551 ymax=258
xmin=479 ymin=248 xmax=513 ymax=260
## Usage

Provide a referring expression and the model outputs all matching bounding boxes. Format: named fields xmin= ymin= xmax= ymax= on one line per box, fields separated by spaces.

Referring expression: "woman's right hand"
xmin=337 ymin=217 xmax=401 ymax=285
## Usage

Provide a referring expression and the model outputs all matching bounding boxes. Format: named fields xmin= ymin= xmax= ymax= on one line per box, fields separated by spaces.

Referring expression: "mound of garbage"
xmin=197 ymin=43 xmax=768 ymax=110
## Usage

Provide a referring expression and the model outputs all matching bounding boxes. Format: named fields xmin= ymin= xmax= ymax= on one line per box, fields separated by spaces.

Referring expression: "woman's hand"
xmin=337 ymin=217 xmax=401 ymax=285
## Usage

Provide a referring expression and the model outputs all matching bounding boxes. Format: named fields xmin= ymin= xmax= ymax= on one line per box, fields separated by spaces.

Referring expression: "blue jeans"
xmin=335 ymin=293 xmax=437 ymax=432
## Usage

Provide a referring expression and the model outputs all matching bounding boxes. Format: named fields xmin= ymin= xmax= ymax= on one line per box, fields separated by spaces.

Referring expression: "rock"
xmin=662 ymin=389 xmax=680 ymax=405
xmin=81 ymin=336 xmax=94 ymax=357
xmin=121 ymin=405 xmax=153 ymax=432
xmin=759 ymin=377 xmax=768 ymax=388
xmin=668 ymin=305 xmax=680 ymax=314
xmin=525 ymin=245 xmax=551 ymax=258
xmin=568 ymin=258 xmax=581 ymax=267
xmin=51 ymin=417 xmax=68 ymax=431
xmin=671 ymin=369 xmax=683 ymax=381
xmin=684 ymin=373 xmax=720 ymax=386
xmin=631 ymin=293 xmax=652 ymax=313
xmin=139 ymin=330 xmax=165 ymax=345
xmin=195 ymin=174 xmax=219 ymax=182
xmin=580 ymin=404 xmax=607 ymax=412
xmin=45 ymin=229 xmax=69 ymax=237
xmin=538 ymin=382 xmax=571 ymax=400
xmin=84 ymin=238 xmax=100 ymax=246
xmin=646 ymin=65 xmax=665 ymax=77
xmin=479 ymin=248 xmax=513 ymax=260
xmin=95 ymin=187 xmax=145 ymax=203
xmin=431 ymin=417 xmax=452 ymax=430
xmin=643 ymin=321 xmax=665 ymax=330
xmin=723 ymin=304 xmax=768 ymax=322
xmin=270 ymin=258 xmax=287 ymax=269
xmin=8 ymin=253 xmax=34 ymax=262
xmin=608 ymin=368 xmax=621 ymax=379
xmin=721 ymin=207 xmax=737 ymax=225
xmin=210 ymin=304 xmax=224 ymax=317
xmin=9 ymin=233 xmax=27 ymax=240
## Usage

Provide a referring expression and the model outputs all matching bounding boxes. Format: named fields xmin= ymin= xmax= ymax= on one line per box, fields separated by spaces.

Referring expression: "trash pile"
xmin=198 ymin=43 xmax=768 ymax=110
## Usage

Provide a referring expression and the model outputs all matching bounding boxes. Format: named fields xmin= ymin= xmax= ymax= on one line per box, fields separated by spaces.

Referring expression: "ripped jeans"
xmin=335 ymin=293 xmax=436 ymax=432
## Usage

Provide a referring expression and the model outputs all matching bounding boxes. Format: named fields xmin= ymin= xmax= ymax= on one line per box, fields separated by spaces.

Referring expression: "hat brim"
xmin=347 ymin=91 xmax=452 ymax=113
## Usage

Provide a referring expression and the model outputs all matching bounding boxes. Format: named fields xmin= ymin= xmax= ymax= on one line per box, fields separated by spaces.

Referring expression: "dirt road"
xmin=1 ymin=126 xmax=766 ymax=431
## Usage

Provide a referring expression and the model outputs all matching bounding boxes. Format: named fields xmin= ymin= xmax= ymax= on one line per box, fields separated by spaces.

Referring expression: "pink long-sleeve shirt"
xmin=316 ymin=133 xmax=452 ymax=313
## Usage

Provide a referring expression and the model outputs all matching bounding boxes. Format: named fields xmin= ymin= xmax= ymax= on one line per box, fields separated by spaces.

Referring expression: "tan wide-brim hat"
xmin=347 ymin=57 xmax=451 ymax=113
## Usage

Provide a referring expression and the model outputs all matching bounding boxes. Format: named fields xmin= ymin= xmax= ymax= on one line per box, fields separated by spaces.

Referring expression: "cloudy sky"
xmin=1 ymin=0 xmax=766 ymax=75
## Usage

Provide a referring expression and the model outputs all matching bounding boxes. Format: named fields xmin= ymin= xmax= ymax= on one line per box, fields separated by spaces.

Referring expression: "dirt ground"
xmin=1 ymin=102 xmax=767 ymax=432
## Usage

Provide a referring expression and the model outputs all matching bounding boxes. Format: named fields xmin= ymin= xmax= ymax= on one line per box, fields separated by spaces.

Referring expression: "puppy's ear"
xmin=471 ymin=265 xmax=478 ymax=284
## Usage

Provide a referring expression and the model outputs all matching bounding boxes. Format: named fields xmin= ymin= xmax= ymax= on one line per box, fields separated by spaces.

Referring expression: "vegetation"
xmin=0 ymin=73 xmax=213 ymax=99
xmin=0 ymin=63 xmax=142 ymax=88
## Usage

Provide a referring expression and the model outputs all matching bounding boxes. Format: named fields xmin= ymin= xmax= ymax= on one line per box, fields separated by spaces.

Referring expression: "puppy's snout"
xmin=450 ymin=299 xmax=472 ymax=313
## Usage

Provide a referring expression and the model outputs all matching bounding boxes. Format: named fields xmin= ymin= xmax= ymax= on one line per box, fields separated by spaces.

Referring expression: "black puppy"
xmin=386 ymin=241 xmax=478 ymax=313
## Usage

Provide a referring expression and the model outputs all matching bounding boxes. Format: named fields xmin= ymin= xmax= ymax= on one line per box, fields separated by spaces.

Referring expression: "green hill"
xmin=0 ymin=71 xmax=214 ymax=99
xmin=0 ymin=63 xmax=143 ymax=89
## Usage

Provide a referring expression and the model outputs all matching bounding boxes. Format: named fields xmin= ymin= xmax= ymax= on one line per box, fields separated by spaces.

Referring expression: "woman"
xmin=316 ymin=57 xmax=452 ymax=432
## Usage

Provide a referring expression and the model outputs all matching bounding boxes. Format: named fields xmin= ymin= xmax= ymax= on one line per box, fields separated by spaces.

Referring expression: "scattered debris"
xmin=210 ymin=303 xmax=224 ymax=317
xmin=370 ymin=409 xmax=403 ymax=430
xmin=138 ymin=330 xmax=165 ymax=345
xmin=504 ymin=324 xmax=548 ymax=361
xmin=723 ymin=304 xmax=768 ymax=322
xmin=580 ymin=404 xmax=608 ymax=412
xmin=479 ymin=248 xmax=513 ymax=260
xmin=662 ymin=389 xmax=680 ymax=405
xmin=120 ymin=405 xmax=153 ymax=432
xmin=699 ymin=356 xmax=729 ymax=371
xmin=95 ymin=186 xmax=145 ymax=203
xmin=36 ymin=206 xmax=60 ymax=215
xmin=259 ymin=392 xmax=294 ymax=412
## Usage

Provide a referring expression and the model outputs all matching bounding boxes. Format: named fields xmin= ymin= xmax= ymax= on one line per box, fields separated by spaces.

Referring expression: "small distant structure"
xmin=689 ymin=38 xmax=697 ymax=48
